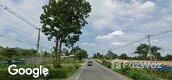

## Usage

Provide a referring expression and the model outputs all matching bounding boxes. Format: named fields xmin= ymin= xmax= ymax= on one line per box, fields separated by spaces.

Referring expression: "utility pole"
xmin=36 ymin=28 xmax=41 ymax=53
xmin=147 ymin=35 xmax=154 ymax=61
xmin=36 ymin=28 xmax=41 ymax=65
xmin=40 ymin=46 xmax=42 ymax=57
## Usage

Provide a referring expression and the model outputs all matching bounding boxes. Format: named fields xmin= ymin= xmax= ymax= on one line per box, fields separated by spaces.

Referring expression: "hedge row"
xmin=96 ymin=59 xmax=170 ymax=80
xmin=95 ymin=59 xmax=112 ymax=69
xmin=114 ymin=67 xmax=172 ymax=80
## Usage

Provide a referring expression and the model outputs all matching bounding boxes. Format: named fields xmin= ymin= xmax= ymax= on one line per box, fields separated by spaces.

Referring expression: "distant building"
xmin=61 ymin=54 xmax=75 ymax=59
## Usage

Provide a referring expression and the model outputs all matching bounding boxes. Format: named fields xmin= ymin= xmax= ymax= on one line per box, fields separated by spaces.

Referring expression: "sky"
xmin=0 ymin=0 xmax=172 ymax=57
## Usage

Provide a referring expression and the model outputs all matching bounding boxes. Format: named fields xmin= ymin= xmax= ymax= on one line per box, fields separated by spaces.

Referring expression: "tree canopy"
xmin=135 ymin=44 xmax=161 ymax=60
xmin=0 ymin=46 xmax=37 ymax=60
xmin=70 ymin=46 xmax=88 ymax=60
xmin=40 ymin=0 xmax=91 ymax=67
xmin=105 ymin=50 xmax=118 ymax=59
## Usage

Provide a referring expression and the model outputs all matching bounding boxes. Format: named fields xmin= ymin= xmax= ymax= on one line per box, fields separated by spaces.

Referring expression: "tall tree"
xmin=40 ymin=0 xmax=91 ymax=67
xmin=164 ymin=54 xmax=172 ymax=61
xmin=92 ymin=52 xmax=104 ymax=59
xmin=1 ymin=48 xmax=17 ymax=60
xmin=62 ymin=48 xmax=69 ymax=56
xmin=75 ymin=48 xmax=88 ymax=60
xmin=119 ymin=53 xmax=128 ymax=59
xmin=135 ymin=44 xmax=161 ymax=60
xmin=105 ymin=50 xmax=118 ymax=59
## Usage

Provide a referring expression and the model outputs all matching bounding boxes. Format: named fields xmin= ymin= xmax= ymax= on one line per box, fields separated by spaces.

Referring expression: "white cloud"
xmin=152 ymin=39 xmax=159 ymax=43
xmin=88 ymin=0 xmax=156 ymax=30
xmin=81 ymin=42 xmax=95 ymax=47
xmin=92 ymin=17 xmax=114 ymax=29
xmin=0 ymin=0 xmax=53 ymax=51
xmin=124 ymin=0 xmax=155 ymax=15
xmin=140 ymin=1 xmax=155 ymax=13
xmin=111 ymin=42 xmax=125 ymax=46
xmin=1 ymin=0 xmax=172 ymax=56
xmin=112 ymin=0 xmax=156 ymax=16
xmin=134 ymin=43 xmax=140 ymax=46
xmin=96 ymin=30 xmax=125 ymax=41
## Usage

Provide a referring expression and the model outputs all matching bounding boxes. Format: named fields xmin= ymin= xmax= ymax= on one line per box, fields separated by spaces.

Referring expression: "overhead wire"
xmin=151 ymin=29 xmax=172 ymax=37
xmin=0 ymin=34 xmax=36 ymax=46
xmin=0 ymin=3 xmax=37 ymax=29
xmin=113 ymin=38 xmax=146 ymax=50
xmin=113 ymin=29 xmax=172 ymax=50
xmin=0 ymin=3 xmax=53 ymax=51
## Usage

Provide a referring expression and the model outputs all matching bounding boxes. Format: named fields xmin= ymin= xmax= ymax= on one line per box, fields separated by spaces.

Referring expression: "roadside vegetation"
xmin=94 ymin=43 xmax=172 ymax=80
xmin=114 ymin=66 xmax=172 ymax=80
xmin=40 ymin=0 xmax=91 ymax=68
xmin=46 ymin=59 xmax=84 ymax=79
xmin=0 ymin=45 xmax=88 ymax=79
xmin=0 ymin=0 xmax=91 ymax=79
xmin=0 ymin=46 xmax=37 ymax=61
xmin=96 ymin=59 xmax=172 ymax=80
xmin=0 ymin=59 xmax=84 ymax=80
xmin=93 ymin=44 xmax=172 ymax=61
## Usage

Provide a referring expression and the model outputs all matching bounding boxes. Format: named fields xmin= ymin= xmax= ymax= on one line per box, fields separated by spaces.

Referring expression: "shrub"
xmin=102 ymin=60 xmax=111 ymax=68
xmin=48 ymin=65 xmax=78 ymax=79
xmin=74 ymin=64 xmax=80 ymax=69
xmin=120 ymin=66 xmax=130 ymax=74
xmin=49 ymin=68 xmax=68 ymax=78
xmin=138 ymin=75 xmax=155 ymax=80
xmin=0 ymin=54 xmax=4 ymax=60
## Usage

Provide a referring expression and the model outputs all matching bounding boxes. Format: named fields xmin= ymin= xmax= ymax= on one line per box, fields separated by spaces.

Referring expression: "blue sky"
xmin=0 ymin=0 xmax=172 ymax=56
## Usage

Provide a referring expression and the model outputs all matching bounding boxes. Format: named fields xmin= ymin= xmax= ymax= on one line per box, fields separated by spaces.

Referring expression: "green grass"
xmin=0 ymin=59 xmax=84 ymax=79
xmin=114 ymin=67 xmax=172 ymax=80
xmin=96 ymin=59 xmax=172 ymax=80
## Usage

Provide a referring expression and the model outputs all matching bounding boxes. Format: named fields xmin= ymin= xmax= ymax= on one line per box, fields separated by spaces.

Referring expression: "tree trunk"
xmin=57 ymin=38 xmax=62 ymax=67
xmin=54 ymin=37 xmax=59 ymax=68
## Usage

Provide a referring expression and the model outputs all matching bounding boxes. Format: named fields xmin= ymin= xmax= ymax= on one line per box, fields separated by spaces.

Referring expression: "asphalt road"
xmin=76 ymin=60 xmax=128 ymax=80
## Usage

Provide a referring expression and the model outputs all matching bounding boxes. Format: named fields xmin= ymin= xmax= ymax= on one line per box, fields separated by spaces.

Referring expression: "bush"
xmin=74 ymin=64 xmax=80 ymax=69
xmin=102 ymin=60 xmax=111 ymax=68
xmin=128 ymin=71 xmax=141 ymax=79
xmin=0 ymin=65 xmax=76 ymax=79
xmin=120 ymin=66 xmax=130 ymax=74
xmin=49 ymin=68 xmax=68 ymax=78
xmin=0 ymin=54 xmax=4 ymax=60
xmin=138 ymin=75 xmax=155 ymax=80
xmin=114 ymin=67 xmax=157 ymax=80
xmin=49 ymin=65 xmax=78 ymax=79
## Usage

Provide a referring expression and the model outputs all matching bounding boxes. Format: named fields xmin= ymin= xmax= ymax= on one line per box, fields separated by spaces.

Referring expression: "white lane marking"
xmin=75 ymin=60 xmax=87 ymax=80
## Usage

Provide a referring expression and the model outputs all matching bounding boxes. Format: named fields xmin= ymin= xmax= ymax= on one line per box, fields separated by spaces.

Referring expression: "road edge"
xmin=75 ymin=60 xmax=87 ymax=80
xmin=94 ymin=60 xmax=133 ymax=80
xmin=67 ymin=60 xmax=87 ymax=80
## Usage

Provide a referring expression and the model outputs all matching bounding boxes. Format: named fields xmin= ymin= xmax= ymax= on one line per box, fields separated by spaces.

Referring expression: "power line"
xmin=113 ymin=29 xmax=172 ymax=50
xmin=0 ymin=3 xmax=45 ymax=52
xmin=0 ymin=34 xmax=52 ymax=51
xmin=161 ymin=49 xmax=172 ymax=51
xmin=3 ymin=33 xmax=36 ymax=44
xmin=113 ymin=38 xmax=146 ymax=50
xmin=0 ymin=3 xmax=38 ymax=29
xmin=0 ymin=34 xmax=36 ymax=46
xmin=0 ymin=3 xmax=53 ymax=52
xmin=151 ymin=29 xmax=172 ymax=37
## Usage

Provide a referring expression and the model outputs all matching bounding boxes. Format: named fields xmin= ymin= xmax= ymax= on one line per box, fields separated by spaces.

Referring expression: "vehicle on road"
xmin=87 ymin=60 xmax=93 ymax=66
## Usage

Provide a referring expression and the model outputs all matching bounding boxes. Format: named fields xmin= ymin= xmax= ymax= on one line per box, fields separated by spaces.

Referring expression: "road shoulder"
xmin=94 ymin=60 xmax=133 ymax=80
xmin=67 ymin=61 xmax=86 ymax=80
